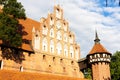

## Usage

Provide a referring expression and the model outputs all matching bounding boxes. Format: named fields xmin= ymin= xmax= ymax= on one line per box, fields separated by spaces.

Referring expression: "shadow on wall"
xmin=1 ymin=47 xmax=25 ymax=64
xmin=0 ymin=24 xmax=30 ymax=64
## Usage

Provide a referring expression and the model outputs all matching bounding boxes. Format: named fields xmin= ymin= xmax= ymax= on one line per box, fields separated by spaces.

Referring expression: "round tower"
xmin=87 ymin=31 xmax=111 ymax=80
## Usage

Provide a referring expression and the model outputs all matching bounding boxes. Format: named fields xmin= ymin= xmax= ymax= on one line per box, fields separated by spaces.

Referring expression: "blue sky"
xmin=18 ymin=0 xmax=120 ymax=57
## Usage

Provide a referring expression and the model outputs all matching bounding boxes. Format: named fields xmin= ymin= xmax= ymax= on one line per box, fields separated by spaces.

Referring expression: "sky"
xmin=18 ymin=0 xmax=120 ymax=58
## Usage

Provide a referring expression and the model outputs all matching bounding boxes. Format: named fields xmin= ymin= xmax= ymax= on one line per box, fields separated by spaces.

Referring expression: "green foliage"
xmin=0 ymin=0 xmax=26 ymax=63
xmin=110 ymin=51 xmax=120 ymax=80
xmin=0 ymin=0 xmax=26 ymax=47
xmin=3 ymin=0 xmax=26 ymax=19
xmin=84 ymin=68 xmax=92 ymax=79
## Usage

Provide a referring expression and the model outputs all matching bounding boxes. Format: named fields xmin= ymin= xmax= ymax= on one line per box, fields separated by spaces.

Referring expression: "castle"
xmin=0 ymin=5 xmax=111 ymax=80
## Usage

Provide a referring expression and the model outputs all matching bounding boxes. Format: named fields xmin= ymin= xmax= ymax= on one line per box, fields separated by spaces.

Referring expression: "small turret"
xmin=87 ymin=31 xmax=111 ymax=80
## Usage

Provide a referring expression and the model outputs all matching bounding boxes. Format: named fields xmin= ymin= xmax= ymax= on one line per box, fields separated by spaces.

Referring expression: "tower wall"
xmin=92 ymin=62 xmax=111 ymax=80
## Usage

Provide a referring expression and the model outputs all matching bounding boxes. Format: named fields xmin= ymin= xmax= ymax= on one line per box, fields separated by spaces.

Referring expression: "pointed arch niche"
xmin=70 ymin=45 xmax=74 ymax=58
xmin=64 ymin=44 xmax=68 ymax=57
xmin=34 ymin=31 xmax=40 ymax=50
xmin=56 ymin=42 xmax=62 ymax=55
xmin=57 ymin=31 xmax=62 ymax=40
xmin=50 ymin=16 xmax=54 ymax=26
xmin=50 ymin=28 xmax=54 ymax=38
xmin=50 ymin=40 xmax=54 ymax=53
xmin=42 ymin=37 xmax=48 ymax=51
xmin=75 ymin=47 xmax=79 ymax=60
xmin=42 ymin=24 xmax=48 ymax=35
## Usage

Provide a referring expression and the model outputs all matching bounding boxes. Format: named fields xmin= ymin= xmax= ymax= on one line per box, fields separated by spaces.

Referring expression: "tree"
xmin=105 ymin=0 xmax=120 ymax=6
xmin=84 ymin=68 xmax=92 ymax=79
xmin=110 ymin=51 xmax=120 ymax=80
xmin=0 ymin=0 xmax=26 ymax=47
xmin=0 ymin=0 xmax=26 ymax=63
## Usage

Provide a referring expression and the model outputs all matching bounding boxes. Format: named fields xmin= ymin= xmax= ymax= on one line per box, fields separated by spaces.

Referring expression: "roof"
xmin=89 ymin=43 xmax=110 ymax=55
xmin=88 ymin=31 xmax=111 ymax=55
xmin=19 ymin=18 xmax=40 ymax=52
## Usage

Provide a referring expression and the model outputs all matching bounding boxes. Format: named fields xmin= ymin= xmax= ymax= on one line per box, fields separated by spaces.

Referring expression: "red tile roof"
xmin=0 ymin=18 xmax=40 ymax=52
xmin=19 ymin=18 xmax=40 ymax=52
xmin=89 ymin=43 xmax=111 ymax=55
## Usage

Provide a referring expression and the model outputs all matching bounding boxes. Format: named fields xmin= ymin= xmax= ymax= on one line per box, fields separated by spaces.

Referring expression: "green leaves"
xmin=3 ymin=0 xmax=26 ymax=19
xmin=110 ymin=51 xmax=120 ymax=80
xmin=0 ymin=0 xmax=26 ymax=47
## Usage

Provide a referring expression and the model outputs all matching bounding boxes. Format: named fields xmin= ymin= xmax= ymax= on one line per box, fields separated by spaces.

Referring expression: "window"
xmin=70 ymin=46 xmax=74 ymax=58
xmin=48 ymin=65 xmax=52 ymax=72
xmin=34 ymin=33 xmax=40 ymax=50
xmin=42 ymin=38 xmax=47 ymax=51
xmin=50 ymin=28 xmax=54 ymax=38
xmin=43 ymin=55 xmax=46 ymax=60
xmin=75 ymin=47 xmax=79 ymax=60
xmin=60 ymin=59 xmax=63 ymax=63
xmin=56 ymin=8 xmax=61 ymax=19
xmin=56 ymin=21 xmax=61 ymax=29
xmin=42 ymin=25 xmax=48 ymax=35
xmin=20 ymin=66 xmax=23 ymax=72
xmin=64 ymin=33 xmax=67 ymax=42
xmin=63 ymin=23 xmax=67 ymax=31
xmin=64 ymin=44 xmax=68 ymax=56
xmin=71 ymin=61 xmax=74 ymax=65
xmin=50 ymin=40 xmax=54 ymax=53
xmin=57 ymin=31 xmax=62 ymax=40
xmin=53 ymin=57 xmax=55 ymax=62
xmin=63 ymin=67 xmax=66 ymax=72
xmin=50 ymin=17 xmax=54 ymax=26
xmin=0 ymin=60 xmax=3 ymax=69
xmin=69 ymin=34 xmax=73 ymax=43
xmin=57 ymin=42 xmax=62 ymax=55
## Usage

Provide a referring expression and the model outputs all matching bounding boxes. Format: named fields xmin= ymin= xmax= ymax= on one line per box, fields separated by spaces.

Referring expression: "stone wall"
xmin=0 ymin=49 xmax=84 ymax=78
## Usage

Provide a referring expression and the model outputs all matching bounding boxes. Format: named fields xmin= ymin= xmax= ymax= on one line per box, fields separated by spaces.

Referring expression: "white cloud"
xmin=18 ymin=0 xmax=120 ymax=57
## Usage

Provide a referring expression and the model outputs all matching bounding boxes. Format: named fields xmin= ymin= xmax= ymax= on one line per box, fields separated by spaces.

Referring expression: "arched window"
xmin=64 ymin=33 xmax=67 ymax=42
xmin=69 ymin=34 xmax=73 ymax=43
xmin=50 ymin=16 xmax=54 ymax=26
xmin=64 ymin=44 xmax=68 ymax=57
xmin=70 ymin=46 xmax=74 ymax=58
xmin=63 ymin=23 xmax=67 ymax=31
xmin=57 ymin=31 xmax=62 ymax=40
xmin=34 ymin=33 xmax=40 ymax=50
xmin=50 ymin=28 xmax=54 ymax=38
xmin=56 ymin=8 xmax=61 ymax=19
xmin=42 ymin=25 xmax=48 ymax=35
xmin=42 ymin=38 xmax=47 ymax=51
xmin=50 ymin=40 xmax=54 ymax=53
xmin=57 ymin=42 xmax=62 ymax=55
xmin=75 ymin=47 xmax=79 ymax=60
xmin=56 ymin=21 xmax=61 ymax=29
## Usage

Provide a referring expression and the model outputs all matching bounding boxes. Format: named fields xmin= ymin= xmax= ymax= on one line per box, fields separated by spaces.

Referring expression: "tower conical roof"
xmin=88 ymin=31 xmax=111 ymax=55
